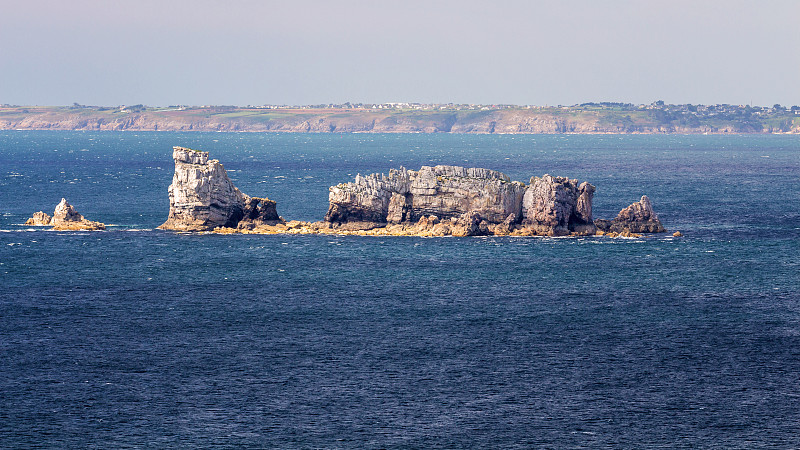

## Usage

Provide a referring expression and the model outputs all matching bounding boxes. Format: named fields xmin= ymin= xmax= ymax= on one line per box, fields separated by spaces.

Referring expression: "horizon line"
xmin=3 ymin=101 xmax=798 ymax=109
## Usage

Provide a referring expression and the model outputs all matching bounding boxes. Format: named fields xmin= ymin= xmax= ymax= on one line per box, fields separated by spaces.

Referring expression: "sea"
xmin=1 ymin=131 xmax=798 ymax=448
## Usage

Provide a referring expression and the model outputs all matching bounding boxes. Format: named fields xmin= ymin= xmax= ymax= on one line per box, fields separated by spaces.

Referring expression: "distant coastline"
xmin=1 ymin=102 xmax=798 ymax=134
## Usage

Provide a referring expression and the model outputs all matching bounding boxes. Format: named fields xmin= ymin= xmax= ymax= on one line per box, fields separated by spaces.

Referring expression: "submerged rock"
xmin=595 ymin=195 xmax=666 ymax=234
xmin=159 ymin=146 xmax=281 ymax=231
xmin=26 ymin=198 xmax=105 ymax=230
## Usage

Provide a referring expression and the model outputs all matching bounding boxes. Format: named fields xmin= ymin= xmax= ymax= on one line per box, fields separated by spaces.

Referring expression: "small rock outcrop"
xmin=25 ymin=211 xmax=52 ymax=226
xmin=158 ymin=147 xmax=281 ymax=231
xmin=324 ymin=166 xmax=597 ymax=236
xmin=25 ymin=199 xmax=105 ymax=230
xmin=594 ymin=195 xmax=666 ymax=234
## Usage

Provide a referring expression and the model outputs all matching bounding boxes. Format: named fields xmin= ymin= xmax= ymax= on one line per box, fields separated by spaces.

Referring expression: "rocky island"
xmin=159 ymin=147 xmax=668 ymax=237
xmin=26 ymin=198 xmax=105 ymax=230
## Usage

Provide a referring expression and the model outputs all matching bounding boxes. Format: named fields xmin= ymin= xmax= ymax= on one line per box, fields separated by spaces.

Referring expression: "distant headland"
xmin=2 ymin=102 xmax=798 ymax=134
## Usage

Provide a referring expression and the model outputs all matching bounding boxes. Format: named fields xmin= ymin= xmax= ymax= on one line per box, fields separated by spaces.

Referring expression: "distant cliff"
xmin=1 ymin=104 xmax=797 ymax=134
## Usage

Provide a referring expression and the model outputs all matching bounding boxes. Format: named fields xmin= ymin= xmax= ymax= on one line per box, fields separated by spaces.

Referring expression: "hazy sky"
xmin=2 ymin=0 xmax=798 ymax=106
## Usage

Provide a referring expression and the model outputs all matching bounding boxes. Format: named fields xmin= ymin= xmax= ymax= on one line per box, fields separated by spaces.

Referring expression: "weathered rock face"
xmin=595 ymin=195 xmax=666 ymax=233
xmin=159 ymin=147 xmax=281 ymax=231
xmin=154 ymin=154 xmax=665 ymax=237
xmin=325 ymin=168 xmax=411 ymax=224
xmin=26 ymin=198 xmax=105 ymax=230
xmin=159 ymin=147 xmax=245 ymax=231
xmin=325 ymin=166 xmax=603 ymax=236
xmin=52 ymin=198 xmax=84 ymax=223
xmin=407 ymin=166 xmax=526 ymax=223
xmin=25 ymin=211 xmax=52 ymax=226
xmin=521 ymin=175 xmax=596 ymax=236
xmin=325 ymin=165 xmax=526 ymax=226
xmin=449 ymin=211 xmax=489 ymax=237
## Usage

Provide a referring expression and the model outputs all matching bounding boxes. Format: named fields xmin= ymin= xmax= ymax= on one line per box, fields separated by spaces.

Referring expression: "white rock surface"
xmin=159 ymin=147 xmax=248 ymax=231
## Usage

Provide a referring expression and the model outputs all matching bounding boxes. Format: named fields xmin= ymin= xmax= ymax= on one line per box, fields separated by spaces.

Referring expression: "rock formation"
xmin=158 ymin=147 xmax=281 ymax=231
xmin=325 ymin=165 xmax=525 ymax=232
xmin=155 ymin=149 xmax=666 ymax=238
xmin=53 ymin=198 xmax=85 ymax=223
xmin=594 ymin=195 xmax=666 ymax=234
xmin=25 ymin=211 xmax=52 ymax=226
xmin=25 ymin=198 xmax=105 ymax=230
xmin=521 ymin=175 xmax=596 ymax=236
xmin=237 ymin=196 xmax=281 ymax=230
xmin=324 ymin=166 xmax=597 ymax=236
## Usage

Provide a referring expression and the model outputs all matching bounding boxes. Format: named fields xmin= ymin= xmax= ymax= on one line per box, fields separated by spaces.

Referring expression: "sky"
xmin=1 ymin=0 xmax=798 ymax=107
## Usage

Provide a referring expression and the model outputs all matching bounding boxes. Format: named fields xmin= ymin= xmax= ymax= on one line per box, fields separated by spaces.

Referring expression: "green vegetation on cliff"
xmin=0 ymin=102 xmax=797 ymax=134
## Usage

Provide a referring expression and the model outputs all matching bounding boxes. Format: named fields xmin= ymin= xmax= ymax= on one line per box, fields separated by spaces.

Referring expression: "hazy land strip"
xmin=1 ymin=103 xmax=798 ymax=134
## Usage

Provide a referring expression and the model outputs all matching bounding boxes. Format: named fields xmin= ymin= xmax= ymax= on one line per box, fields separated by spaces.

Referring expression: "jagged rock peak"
xmin=595 ymin=195 xmax=667 ymax=234
xmin=616 ymin=195 xmax=658 ymax=222
xmin=53 ymin=198 xmax=84 ymax=223
xmin=159 ymin=146 xmax=281 ymax=232
xmin=419 ymin=165 xmax=512 ymax=182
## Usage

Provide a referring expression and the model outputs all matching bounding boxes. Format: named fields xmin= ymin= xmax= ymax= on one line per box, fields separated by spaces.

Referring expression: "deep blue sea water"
xmin=1 ymin=131 xmax=799 ymax=447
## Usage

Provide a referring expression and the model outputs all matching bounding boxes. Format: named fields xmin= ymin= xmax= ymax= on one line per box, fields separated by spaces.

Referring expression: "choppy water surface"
xmin=1 ymin=132 xmax=799 ymax=447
